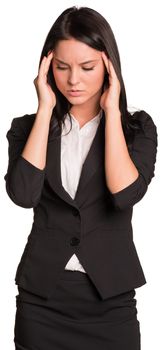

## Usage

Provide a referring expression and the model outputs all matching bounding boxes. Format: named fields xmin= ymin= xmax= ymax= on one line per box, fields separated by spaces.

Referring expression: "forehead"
xmin=54 ymin=38 xmax=101 ymax=62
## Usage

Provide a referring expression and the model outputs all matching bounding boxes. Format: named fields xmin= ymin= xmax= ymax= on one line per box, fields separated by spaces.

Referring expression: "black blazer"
xmin=4 ymin=110 xmax=158 ymax=300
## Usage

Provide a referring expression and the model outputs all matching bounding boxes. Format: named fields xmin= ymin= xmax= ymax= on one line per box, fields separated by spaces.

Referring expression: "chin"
xmin=65 ymin=95 xmax=88 ymax=104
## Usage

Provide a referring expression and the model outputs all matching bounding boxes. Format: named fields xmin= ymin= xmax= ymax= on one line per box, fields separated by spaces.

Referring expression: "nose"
xmin=68 ymin=69 xmax=80 ymax=86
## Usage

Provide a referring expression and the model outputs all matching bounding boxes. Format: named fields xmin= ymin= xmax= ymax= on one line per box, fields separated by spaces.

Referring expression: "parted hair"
xmin=38 ymin=6 xmax=142 ymax=144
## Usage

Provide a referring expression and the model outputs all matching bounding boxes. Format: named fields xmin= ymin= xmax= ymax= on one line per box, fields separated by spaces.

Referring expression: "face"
xmin=51 ymin=38 xmax=106 ymax=108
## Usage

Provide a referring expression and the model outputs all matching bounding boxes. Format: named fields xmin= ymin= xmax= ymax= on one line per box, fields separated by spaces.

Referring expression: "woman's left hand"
xmin=100 ymin=51 xmax=121 ymax=113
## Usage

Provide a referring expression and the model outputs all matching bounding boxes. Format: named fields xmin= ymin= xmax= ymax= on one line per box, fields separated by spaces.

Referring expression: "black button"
xmin=70 ymin=237 xmax=80 ymax=246
xmin=72 ymin=209 xmax=79 ymax=216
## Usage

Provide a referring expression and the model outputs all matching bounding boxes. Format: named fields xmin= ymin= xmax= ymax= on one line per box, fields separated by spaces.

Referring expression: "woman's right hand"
xmin=33 ymin=51 xmax=56 ymax=111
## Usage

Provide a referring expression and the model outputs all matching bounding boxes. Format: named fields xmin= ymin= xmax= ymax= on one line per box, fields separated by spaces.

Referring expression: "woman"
xmin=4 ymin=6 xmax=158 ymax=350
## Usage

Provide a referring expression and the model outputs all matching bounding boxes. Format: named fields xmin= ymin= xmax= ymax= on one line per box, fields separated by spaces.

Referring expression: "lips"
xmin=68 ymin=90 xmax=82 ymax=92
xmin=67 ymin=90 xmax=84 ymax=96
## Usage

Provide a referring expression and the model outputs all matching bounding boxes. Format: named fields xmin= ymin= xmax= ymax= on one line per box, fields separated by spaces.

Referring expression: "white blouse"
xmin=60 ymin=109 xmax=103 ymax=273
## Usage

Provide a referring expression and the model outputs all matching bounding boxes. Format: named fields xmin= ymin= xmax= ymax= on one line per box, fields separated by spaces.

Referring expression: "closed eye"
xmin=56 ymin=66 xmax=94 ymax=71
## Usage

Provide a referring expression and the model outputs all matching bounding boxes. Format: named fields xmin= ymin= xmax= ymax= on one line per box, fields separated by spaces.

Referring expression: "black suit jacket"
xmin=4 ymin=110 xmax=158 ymax=300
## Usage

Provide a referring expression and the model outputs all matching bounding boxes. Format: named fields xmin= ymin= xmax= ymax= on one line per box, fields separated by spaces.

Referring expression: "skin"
xmin=29 ymin=38 xmax=139 ymax=193
xmin=50 ymin=39 xmax=138 ymax=193
xmin=51 ymin=38 xmax=109 ymax=126
xmin=100 ymin=51 xmax=121 ymax=112
xmin=34 ymin=37 xmax=121 ymax=120
xmin=100 ymin=53 xmax=139 ymax=194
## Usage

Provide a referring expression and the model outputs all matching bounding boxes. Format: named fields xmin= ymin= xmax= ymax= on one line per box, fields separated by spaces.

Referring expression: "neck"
xmin=69 ymin=105 xmax=101 ymax=123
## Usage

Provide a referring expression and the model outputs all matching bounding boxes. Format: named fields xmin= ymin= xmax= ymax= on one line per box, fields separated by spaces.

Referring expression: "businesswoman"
xmin=4 ymin=6 xmax=158 ymax=350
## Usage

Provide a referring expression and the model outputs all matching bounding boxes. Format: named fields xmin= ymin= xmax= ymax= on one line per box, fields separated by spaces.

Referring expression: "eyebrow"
xmin=54 ymin=58 xmax=99 ymax=65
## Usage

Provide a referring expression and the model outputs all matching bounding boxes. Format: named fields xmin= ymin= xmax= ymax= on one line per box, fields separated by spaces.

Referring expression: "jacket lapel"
xmin=46 ymin=111 xmax=105 ymax=208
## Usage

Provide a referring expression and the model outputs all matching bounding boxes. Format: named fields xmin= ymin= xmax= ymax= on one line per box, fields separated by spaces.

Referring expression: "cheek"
xmin=90 ymin=70 xmax=105 ymax=89
xmin=53 ymin=70 xmax=65 ymax=87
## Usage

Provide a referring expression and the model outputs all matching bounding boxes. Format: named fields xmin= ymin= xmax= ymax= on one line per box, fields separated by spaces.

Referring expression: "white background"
xmin=0 ymin=0 xmax=161 ymax=348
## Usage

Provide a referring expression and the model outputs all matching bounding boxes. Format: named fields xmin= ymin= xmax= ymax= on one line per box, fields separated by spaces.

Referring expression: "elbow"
xmin=5 ymin=177 xmax=40 ymax=208
xmin=4 ymin=156 xmax=45 ymax=208
xmin=109 ymin=174 xmax=148 ymax=211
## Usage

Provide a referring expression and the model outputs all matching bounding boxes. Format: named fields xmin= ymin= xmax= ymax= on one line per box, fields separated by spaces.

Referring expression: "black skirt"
xmin=14 ymin=269 xmax=141 ymax=350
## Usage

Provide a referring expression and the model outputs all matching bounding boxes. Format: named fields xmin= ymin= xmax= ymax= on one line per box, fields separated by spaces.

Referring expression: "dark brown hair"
xmin=39 ymin=6 xmax=142 ymax=144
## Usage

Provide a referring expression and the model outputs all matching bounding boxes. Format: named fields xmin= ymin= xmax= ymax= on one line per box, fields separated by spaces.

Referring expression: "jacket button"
xmin=72 ymin=208 xmax=79 ymax=216
xmin=70 ymin=237 xmax=80 ymax=246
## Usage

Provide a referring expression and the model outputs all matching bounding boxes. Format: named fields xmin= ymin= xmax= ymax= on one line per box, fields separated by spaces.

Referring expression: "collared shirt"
xmin=60 ymin=109 xmax=103 ymax=273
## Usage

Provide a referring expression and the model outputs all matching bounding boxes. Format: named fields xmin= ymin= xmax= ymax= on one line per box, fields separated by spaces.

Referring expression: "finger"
xmin=47 ymin=49 xmax=54 ymax=56
xmin=38 ymin=51 xmax=54 ymax=79
xmin=108 ymin=59 xmax=116 ymax=76
xmin=44 ymin=51 xmax=54 ymax=75
xmin=38 ymin=56 xmax=47 ymax=77
xmin=108 ymin=60 xmax=120 ymax=87
xmin=101 ymin=51 xmax=110 ymax=75
xmin=39 ymin=53 xmax=53 ymax=79
xmin=47 ymin=50 xmax=54 ymax=59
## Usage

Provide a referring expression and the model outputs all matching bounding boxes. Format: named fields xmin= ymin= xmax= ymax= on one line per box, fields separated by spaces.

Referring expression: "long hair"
xmin=38 ymin=6 xmax=142 ymax=144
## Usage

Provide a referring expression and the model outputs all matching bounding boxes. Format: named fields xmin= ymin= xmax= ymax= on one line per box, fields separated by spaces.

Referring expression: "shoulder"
xmin=132 ymin=109 xmax=156 ymax=127
xmin=131 ymin=109 xmax=158 ymax=145
xmin=9 ymin=113 xmax=36 ymax=137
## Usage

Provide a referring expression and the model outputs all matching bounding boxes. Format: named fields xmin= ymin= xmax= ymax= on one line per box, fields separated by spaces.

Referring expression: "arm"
xmin=4 ymin=51 xmax=56 ymax=208
xmin=4 ymin=107 xmax=52 ymax=208
xmin=105 ymin=109 xmax=158 ymax=210
xmin=104 ymin=108 xmax=139 ymax=193
xmin=21 ymin=106 xmax=52 ymax=170
xmin=100 ymin=52 xmax=158 ymax=210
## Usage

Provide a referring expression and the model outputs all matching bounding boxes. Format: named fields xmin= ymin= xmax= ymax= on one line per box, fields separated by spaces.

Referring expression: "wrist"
xmin=37 ymin=105 xmax=53 ymax=116
xmin=104 ymin=107 xmax=121 ymax=118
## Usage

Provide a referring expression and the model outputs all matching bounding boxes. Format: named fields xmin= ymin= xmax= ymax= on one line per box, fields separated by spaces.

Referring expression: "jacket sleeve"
xmin=109 ymin=110 xmax=158 ymax=211
xmin=4 ymin=116 xmax=46 ymax=208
